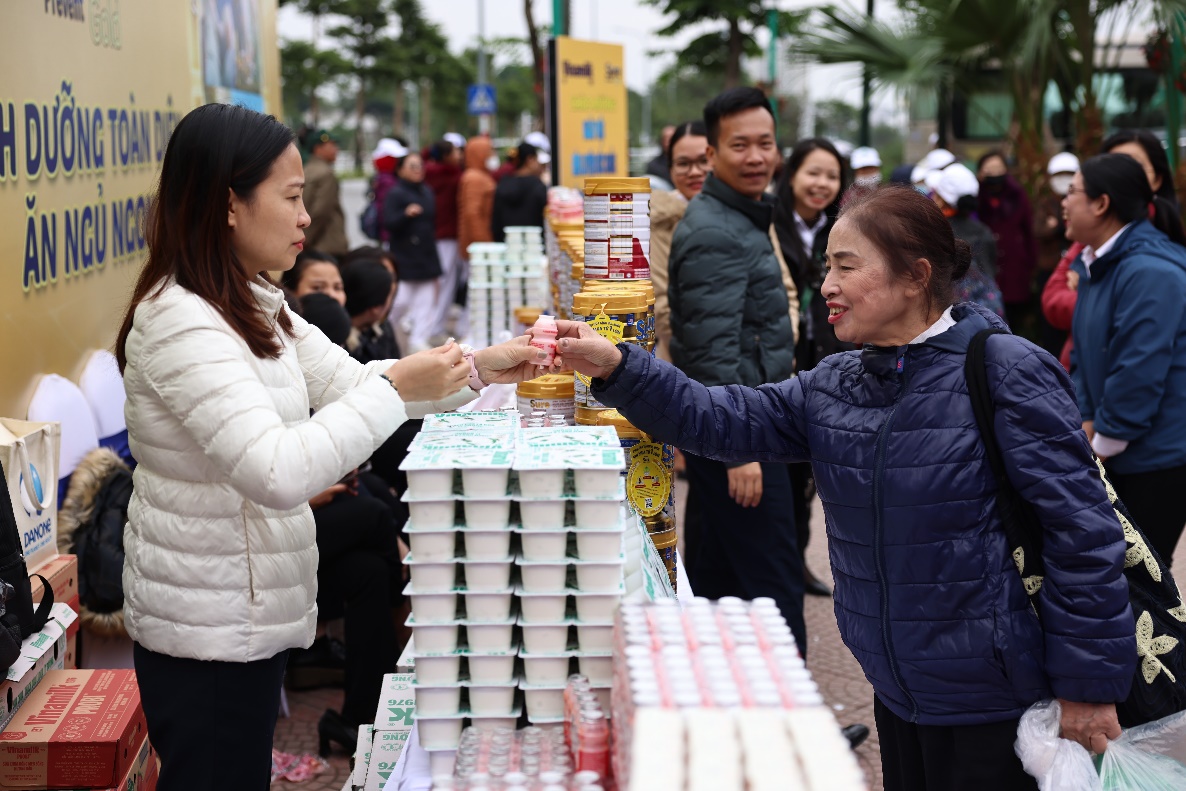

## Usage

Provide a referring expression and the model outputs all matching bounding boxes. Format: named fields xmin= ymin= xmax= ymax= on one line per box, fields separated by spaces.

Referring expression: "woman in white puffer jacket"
xmin=116 ymin=104 xmax=547 ymax=790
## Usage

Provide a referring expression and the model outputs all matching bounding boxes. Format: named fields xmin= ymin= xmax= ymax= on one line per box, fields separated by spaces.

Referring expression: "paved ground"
xmin=274 ymin=476 xmax=1186 ymax=791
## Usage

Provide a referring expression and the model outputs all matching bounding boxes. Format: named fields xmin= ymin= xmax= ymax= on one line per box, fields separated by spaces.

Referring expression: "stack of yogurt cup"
xmin=400 ymin=412 xmax=523 ymax=759
xmin=398 ymin=415 xmax=629 ymax=756
xmin=466 ymin=242 xmax=512 ymax=348
xmin=502 ymin=226 xmax=548 ymax=312
xmin=512 ymin=425 xmax=626 ymax=726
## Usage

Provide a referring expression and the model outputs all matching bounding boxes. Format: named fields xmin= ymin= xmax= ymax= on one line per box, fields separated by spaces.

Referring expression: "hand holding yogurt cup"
xmin=539 ymin=320 xmax=623 ymax=379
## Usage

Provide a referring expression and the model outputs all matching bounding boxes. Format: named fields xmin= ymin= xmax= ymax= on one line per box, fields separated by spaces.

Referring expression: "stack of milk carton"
xmin=399 ymin=414 xmax=627 ymax=762
xmin=466 ymin=229 xmax=548 ymax=348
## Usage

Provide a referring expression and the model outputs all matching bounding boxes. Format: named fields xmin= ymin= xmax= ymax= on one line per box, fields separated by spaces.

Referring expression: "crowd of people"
xmin=110 ymin=82 xmax=1186 ymax=790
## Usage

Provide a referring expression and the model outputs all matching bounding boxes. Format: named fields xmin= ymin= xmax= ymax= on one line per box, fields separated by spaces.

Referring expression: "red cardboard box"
xmin=29 ymin=555 xmax=78 ymax=608
xmin=0 ymin=670 xmax=146 ymax=789
xmin=63 ymin=734 xmax=158 ymax=791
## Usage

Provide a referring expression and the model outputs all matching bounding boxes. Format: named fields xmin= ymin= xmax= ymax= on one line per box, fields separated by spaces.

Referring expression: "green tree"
xmin=641 ymin=0 xmax=806 ymax=88
xmin=324 ymin=0 xmax=395 ymax=166
xmin=279 ymin=39 xmax=349 ymax=126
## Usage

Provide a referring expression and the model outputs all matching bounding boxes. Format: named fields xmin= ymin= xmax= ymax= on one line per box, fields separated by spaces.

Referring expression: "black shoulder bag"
xmin=966 ymin=327 xmax=1186 ymax=727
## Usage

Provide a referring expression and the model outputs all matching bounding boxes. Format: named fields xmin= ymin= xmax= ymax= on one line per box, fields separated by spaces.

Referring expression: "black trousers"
xmin=788 ymin=462 xmax=815 ymax=559
xmin=315 ymin=493 xmax=402 ymax=725
xmin=134 ymin=643 xmax=287 ymax=791
xmin=875 ymin=696 xmax=1037 ymax=791
xmin=1108 ymin=463 xmax=1186 ymax=567
xmin=683 ymin=455 xmax=807 ymax=657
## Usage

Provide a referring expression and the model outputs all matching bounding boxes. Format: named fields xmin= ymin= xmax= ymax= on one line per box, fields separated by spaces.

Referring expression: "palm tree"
xmin=802 ymin=0 xmax=1186 ymax=192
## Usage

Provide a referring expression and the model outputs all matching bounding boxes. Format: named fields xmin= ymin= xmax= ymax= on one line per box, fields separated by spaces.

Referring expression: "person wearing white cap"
xmin=1034 ymin=151 xmax=1080 ymax=299
xmin=930 ymin=164 xmax=1005 ymax=318
xmin=364 ymin=138 xmax=408 ymax=244
xmin=443 ymin=132 xmax=466 ymax=150
xmin=524 ymin=130 xmax=551 ymax=153
xmin=911 ymin=148 xmax=956 ymax=189
xmin=850 ymin=146 xmax=882 ymax=185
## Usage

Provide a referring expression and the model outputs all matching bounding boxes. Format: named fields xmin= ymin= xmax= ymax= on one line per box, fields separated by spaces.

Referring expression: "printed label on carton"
xmin=410 ymin=431 xmax=516 ymax=452
xmin=373 ymin=673 xmax=415 ymax=731
xmin=513 ymin=447 xmax=625 ymax=471
xmin=518 ymin=426 xmax=620 ymax=450
xmin=364 ymin=729 xmax=410 ymax=791
xmin=351 ymin=725 xmax=374 ymax=790
xmin=401 ymin=448 xmax=514 ymax=470
xmin=421 ymin=412 xmax=520 ymax=432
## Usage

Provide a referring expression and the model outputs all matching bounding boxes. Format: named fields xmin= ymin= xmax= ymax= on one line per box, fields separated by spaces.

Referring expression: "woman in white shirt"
xmin=116 ymin=103 xmax=543 ymax=790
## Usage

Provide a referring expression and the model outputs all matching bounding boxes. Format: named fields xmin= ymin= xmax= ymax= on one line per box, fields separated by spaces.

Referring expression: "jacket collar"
xmin=249 ymin=277 xmax=287 ymax=319
xmin=700 ymin=173 xmax=775 ymax=232
xmin=860 ymin=304 xmax=1000 ymax=373
xmin=1079 ymin=219 xmax=1149 ymax=282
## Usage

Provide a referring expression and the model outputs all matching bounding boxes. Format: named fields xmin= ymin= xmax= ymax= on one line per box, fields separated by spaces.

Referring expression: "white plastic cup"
xmin=413 ymin=654 xmax=461 ymax=685
xmin=462 ymin=560 xmax=512 ymax=592
xmin=465 ymin=653 xmax=516 ymax=684
xmin=574 ymin=530 xmax=623 ymax=561
xmin=519 ymin=500 xmax=568 ymax=530
xmin=407 ymin=590 xmax=459 ymax=624
xmin=575 ymin=624 xmax=614 ymax=652
xmin=523 ymin=687 xmax=565 ymax=720
xmin=462 ymin=531 xmax=512 ymax=561
xmin=574 ymin=561 xmax=623 ymax=593
xmin=572 ymin=469 xmax=619 ymax=498
xmin=408 ymin=500 xmax=457 ymax=531
xmin=518 ymin=469 xmax=566 ymax=498
xmin=521 ymin=623 xmax=570 ymax=654
xmin=467 ymin=684 xmax=517 ymax=716
xmin=578 ymin=656 xmax=613 ymax=684
xmin=406 ymin=469 xmax=456 ymax=499
xmin=520 ymin=531 xmax=569 ymax=562
xmin=414 ymin=685 xmax=463 ymax=716
xmin=465 ymin=622 xmax=515 ymax=653
xmin=461 ymin=468 xmax=510 ymax=498
xmin=518 ymin=593 xmax=569 ymax=623
xmin=416 ymin=716 xmax=464 ymax=750
xmin=408 ymin=531 xmax=459 ymax=562
xmin=573 ymin=593 xmax=621 ymax=622
xmin=518 ymin=562 xmax=569 ymax=593
xmin=522 ymin=655 xmax=572 ymax=685
xmin=574 ymin=499 xmax=620 ymax=529
xmin=463 ymin=591 xmax=514 ymax=622
xmin=463 ymin=499 xmax=512 ymax=530
xmin=412 ymin=623 xmax=460 ymax=653
xmin=409 ymin=560 xmax=458 ymax=593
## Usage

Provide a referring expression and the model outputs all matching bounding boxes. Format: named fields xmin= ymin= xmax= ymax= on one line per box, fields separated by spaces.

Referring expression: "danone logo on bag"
xmin=18 ymin=463 xmax=44 ymax=517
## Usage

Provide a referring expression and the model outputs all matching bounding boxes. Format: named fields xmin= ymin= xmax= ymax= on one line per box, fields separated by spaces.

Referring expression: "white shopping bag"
xmin=0 ymin=418 xmax=61 ymax=569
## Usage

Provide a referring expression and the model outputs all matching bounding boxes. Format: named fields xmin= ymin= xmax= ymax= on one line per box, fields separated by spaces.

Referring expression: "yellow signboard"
xmin=0 ymin=1 xmax=279 ymax=418
xmin=551 ymin=37 xmax=628 ymax=188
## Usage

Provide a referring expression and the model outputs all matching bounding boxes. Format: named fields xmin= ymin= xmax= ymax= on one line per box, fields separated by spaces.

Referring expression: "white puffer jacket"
xmin=122 ymin=278 xmax=475 ymax=662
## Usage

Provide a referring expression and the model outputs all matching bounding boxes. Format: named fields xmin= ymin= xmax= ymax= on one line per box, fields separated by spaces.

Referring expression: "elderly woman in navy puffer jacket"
xmin=542 ymin=186 xmax=1137 ymax=790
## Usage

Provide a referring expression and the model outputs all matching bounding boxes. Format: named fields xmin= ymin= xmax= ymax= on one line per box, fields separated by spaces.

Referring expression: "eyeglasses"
xmin=672 ymin=157 xmax=709 ymax=175
xmin=1065 ymin=184 xmax=1087 ymax=197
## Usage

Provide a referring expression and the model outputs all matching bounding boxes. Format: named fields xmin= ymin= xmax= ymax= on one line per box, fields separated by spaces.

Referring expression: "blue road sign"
xmin=467 ymin=84 xmax=497 ymax=116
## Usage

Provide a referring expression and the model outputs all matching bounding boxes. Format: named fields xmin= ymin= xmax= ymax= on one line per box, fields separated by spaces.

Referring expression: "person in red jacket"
xmin=977 ymin=151 xmax=1038 ymax=334
xmin=424 ymin=137 xmax=464 ymax=340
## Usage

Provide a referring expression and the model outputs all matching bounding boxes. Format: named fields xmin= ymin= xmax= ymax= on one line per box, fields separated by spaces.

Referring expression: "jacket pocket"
xmin=242 ymin=509 xmax=256 ymax=604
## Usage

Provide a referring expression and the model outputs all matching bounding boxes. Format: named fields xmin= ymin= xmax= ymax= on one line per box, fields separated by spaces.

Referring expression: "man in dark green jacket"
xmin=669 ymin=87 xmax=805 ymax=655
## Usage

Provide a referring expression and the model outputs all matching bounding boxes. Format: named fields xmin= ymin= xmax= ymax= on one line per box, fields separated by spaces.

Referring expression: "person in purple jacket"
xmin=537 ymin=185 xmax=1137 ymax=790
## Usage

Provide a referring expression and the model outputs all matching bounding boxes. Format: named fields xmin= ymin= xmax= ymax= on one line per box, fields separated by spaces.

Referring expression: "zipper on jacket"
xmin=872 ymin=352 xmax=919 ymax=721
xmin=243 ymin=510 xmax=256 ymax=603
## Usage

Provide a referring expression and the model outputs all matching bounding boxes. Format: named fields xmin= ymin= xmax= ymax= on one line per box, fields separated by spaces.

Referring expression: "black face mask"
xmin=982 ymin=174 xmax=1007 ymax=191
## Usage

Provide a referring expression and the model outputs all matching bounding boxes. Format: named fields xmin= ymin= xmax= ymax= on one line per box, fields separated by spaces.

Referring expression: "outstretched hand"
xmin=473 ymin=336 xmax=555 ymax=384
xmin=551 ymin=320 xmax=622 ymax=380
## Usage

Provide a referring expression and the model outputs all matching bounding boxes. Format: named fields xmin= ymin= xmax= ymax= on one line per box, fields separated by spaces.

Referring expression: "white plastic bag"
xmin=1016 ymin=699 xmax=1186 ymax=791
xmin=1015 ymin=699 xmax=1102 ymax=791
xmin=1098 ymin=709 xmax=1186 ymax=790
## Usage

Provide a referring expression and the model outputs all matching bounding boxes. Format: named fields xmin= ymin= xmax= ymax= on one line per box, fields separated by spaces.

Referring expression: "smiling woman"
xmin=539 ymin=184 xmax=1138 ymax=791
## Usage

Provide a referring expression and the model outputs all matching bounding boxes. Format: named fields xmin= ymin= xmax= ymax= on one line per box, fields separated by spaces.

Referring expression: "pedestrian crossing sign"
xmin=467 ymin=84 xmax=497 ymax=116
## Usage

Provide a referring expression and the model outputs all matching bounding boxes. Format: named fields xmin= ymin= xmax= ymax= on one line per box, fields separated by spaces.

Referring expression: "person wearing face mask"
xmin=1066 ymin=153 xmax=1186 ymax=566
xmin=1043 ymin=131 xmax=1183 ymax=371
xmin=850 ymin=146 xmax=882 ymax=185
xmin=977 ymin=151 xmax=1038 ymax=333
xmin=928 ymin=164 xmax=1005 ymax=318
xmin=773 ymin=138 xmax=850 ymax=599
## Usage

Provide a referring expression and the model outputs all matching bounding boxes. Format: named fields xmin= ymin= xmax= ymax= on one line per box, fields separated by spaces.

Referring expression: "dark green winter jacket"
xmin=668 ymin=173 xmax=794 ymax=387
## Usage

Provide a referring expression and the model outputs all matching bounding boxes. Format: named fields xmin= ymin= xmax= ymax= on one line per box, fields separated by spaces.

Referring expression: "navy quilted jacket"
xmin=594 ymin=303 xmax=1137 ymax=725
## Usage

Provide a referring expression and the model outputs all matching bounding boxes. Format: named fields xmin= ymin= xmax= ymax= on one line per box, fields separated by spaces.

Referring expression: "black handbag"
xmin=966 ymin=327 xmax=1186 ymax=727
xmin=0 ymin=459 xmax=53 ymax=646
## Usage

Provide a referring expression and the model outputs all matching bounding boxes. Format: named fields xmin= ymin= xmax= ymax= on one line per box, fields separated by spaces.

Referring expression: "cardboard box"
xmin=62 ymin=635 xmax=75 ymax=671
xmin=351 ymin=725 xmax=373 ymax=791
xmin=62 ymin=734 xmax=158 ymax=791
xmin=0 ymin=603 xmax=76 ymax=731
xmin=366 ymin=674 xmax=415 ymax=791
xmin=0 ymin=669 xmax=146 ymax=789
xmin=29 ymin=555 xmax=77 ymax=608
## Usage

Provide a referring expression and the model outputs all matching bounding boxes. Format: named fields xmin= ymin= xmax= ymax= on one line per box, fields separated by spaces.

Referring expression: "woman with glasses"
xmin=1064 ymin=152 xmax=1186 ymax=566
xmin=772 ymin=138 xmax=849 ymax=598
xmin=650 ymin=121 xmax=710 ymax=361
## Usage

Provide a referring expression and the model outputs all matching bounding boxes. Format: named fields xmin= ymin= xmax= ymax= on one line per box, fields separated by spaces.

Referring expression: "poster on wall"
xmin=547 ymin=37 xmax=629 ymax=188
xmin=0 ymin=2 xmax=279 ymax=418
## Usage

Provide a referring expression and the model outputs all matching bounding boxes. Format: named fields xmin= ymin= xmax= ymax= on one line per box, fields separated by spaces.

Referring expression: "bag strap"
xmin=28 ymin=574 xmax=53 ymax=633
xmin=964 ymin=328 xmax=1047 ymax=611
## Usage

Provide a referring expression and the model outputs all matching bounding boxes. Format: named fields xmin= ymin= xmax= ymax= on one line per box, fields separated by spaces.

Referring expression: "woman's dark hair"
xmin=116 ymin=103 xmax=296 ymax=372
xmin=1102 ymin=129 xmax=1178 ymax=204
xmin=341 ymin=259 xmax=395 ymax=317
xmin=703 ymin=87 xmax=775 ymax=148
xmin=955 ymin=195 xmax=979 ymax=216
xmin=665 ymin=120 xmax=708 ymax=169
xmin=976 ymin=150 xmax=1007 ymax=174
xmin=280 ymin=249 xmax=339 ymax=292
xmin=838 ymin=185 xmax=974 ymax=311
xmin=397 ymin=151 xmax=422 ymax=177
xmin=777 ymin=138 xmax=848 ymax=221
xmin=1080 ymin=153 xmax=1186 ymax=246
xmin=429 ymin=140 xmax=456 ymax=163
xmin=340 ymin=245 xmax=398 ymax=279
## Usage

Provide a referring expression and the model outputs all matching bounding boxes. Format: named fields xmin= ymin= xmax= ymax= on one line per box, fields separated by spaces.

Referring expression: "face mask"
xmin=983 ymin=174 xmax=1007 ymax=191
xmin=856 ymin=174 xmax=881 ymax=186
xmin=1050 ymin=173 xmax=1074 ymax=196
xmin=486 ymin=155 xmax=500 ymax=171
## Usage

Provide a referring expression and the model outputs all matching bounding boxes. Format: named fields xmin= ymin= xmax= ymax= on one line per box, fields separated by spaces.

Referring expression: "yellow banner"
xmin=0 ymin=1 xmax=279 ymax=418
xmin=553 ymin=36 xmax=628 ymax=188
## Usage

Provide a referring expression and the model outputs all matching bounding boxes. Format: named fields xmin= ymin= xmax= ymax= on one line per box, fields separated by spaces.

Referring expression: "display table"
xmin=385 ymin=558 xmax=693 ymax=791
